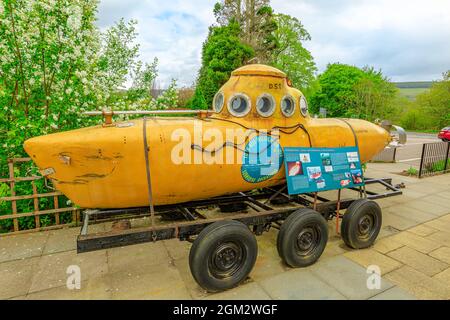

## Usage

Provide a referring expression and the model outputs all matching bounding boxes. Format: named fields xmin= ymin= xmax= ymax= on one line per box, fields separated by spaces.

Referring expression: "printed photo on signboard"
xmin=299 ymin=153 xmax=311 ymax=163
xmin=349 ymin=162 xmax=356 ymax=169
xmin=287 ymin=161 xmax=303 ymax=177
xmin=324 ymin=165 xmax=333 ymax=172
xmin=307 ymin=166 xmax=322 ymax=181
xmin=316 ymin=179 xmax=326 ymax=189
xmin=320 ymin=153 xmax=332 ymax=166
xmin=347 ymin=152 xmax=359 ymax=162
xmin=340 ymin=179 xmax=350 ymax=187
xmin=351 ymin=169 xmax=363 ymax=184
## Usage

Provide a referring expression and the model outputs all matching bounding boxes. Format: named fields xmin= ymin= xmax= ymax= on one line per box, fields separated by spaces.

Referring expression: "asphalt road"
xmin=395 ymin=131 xmax=441 ymax=167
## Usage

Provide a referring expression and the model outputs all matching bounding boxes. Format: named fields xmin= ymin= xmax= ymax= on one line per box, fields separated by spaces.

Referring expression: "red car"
xmin=438 ymin=127 xmax=450 ymax=142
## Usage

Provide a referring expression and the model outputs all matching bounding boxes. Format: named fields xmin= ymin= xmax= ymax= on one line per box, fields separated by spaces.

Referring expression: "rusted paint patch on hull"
xmin=55 ymin=178 xmax=89 ymax=185
xmin=76 ymin=173 xmax=108 ymax=179
xmin=76 ymin=166 xmax=116 ymax=180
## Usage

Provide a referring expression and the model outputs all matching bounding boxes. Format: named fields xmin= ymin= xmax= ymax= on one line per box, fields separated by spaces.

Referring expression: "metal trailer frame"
xmin=77 ymin=177 xmax=402 ymax=253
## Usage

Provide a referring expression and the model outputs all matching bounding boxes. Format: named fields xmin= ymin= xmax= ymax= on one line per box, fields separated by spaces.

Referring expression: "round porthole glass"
xmin=228 ymin=93 xmax=251 ymax=117
xmin=300 ymin=96 xmax=308 ymax=117
xmin=213 ymin=92 xmax=224 ymax=112
xmin=281 ymin=95 xmax=295 ymax=117
xmin=256 ymin=93 xmax=275 ymax=117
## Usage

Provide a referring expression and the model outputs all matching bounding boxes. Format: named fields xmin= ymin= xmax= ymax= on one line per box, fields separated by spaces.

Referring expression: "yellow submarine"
xmin=24 ymin=64 xmax=392 ymax=209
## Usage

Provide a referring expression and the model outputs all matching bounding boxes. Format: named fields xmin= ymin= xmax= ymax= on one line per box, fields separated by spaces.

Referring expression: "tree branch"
xmin=8 ymin=2 xmax=29 ymax=117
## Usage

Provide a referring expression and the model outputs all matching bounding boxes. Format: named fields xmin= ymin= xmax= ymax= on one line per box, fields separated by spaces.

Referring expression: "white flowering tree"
xmin=0 ymin=0 xmax=107 ymax=230
xmin=0 ymin=0 xmax=179 ymax=231
xmin=0 ymin=0 xmax=102 ymax=159
xmin=97 ymin=18 xmax=140 ymax=102
xmin=129 ymin=58 xmax=159 ymax=100
xmin=0 ymin=0 xmax=179 ymax=161
xmin=150 ymin=79 xmax=179 ymax=110
xmin=99 ymin=20 xmax=178 ymax=113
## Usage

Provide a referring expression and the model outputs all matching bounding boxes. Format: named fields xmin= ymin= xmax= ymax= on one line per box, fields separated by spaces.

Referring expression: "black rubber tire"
xmin=341 ymin=199 xmax=382 ymax=249
xmin=189 ymin=220 xmax=257 ymax=292
xmin=277 ymin=208 xmax=328 ymax=268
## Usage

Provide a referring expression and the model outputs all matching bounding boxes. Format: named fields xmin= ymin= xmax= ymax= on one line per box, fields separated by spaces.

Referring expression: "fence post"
xmin=8 ymin=160 xmax=19 ymax=231
xmin=418 ymin=143 xmax=426 ymax=178
xmin=32 ymin=181 xmax=40 ymax=229
xmin=444 ymin=142 xmax=450 ymax=173
xmin=1 ymin=158 xmax=80 ymax=235
xmin=54 ymin=195 xmax=60 ymax=225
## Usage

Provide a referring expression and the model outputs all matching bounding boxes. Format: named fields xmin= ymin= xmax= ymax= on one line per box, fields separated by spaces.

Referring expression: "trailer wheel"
xmin=189 ymin=220 xmax=257 ymax=292
xmin=277 ymin=208 xmax=328 ymax=268
xmin=341 ymin=199 xmax=382 ymax=249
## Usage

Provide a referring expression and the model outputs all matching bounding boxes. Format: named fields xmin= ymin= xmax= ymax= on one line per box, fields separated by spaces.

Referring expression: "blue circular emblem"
xmin=241 ymin=135 xmax=284 ymax=183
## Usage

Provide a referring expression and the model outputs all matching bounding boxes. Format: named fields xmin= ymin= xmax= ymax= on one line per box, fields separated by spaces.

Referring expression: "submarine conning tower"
xmin=208 ymin=63 xmax=392 ymax=164
xmin=212 ymin=64 xmax=310 ymax=124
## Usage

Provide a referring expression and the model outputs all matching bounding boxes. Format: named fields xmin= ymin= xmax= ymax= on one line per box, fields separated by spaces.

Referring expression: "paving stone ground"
xmin=1 ymin=162 xmax=449 ymax=300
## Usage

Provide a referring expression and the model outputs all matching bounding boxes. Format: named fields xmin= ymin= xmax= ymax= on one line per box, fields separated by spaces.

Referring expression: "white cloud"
xmin=98 ymin=0 xmax=450 ymax=86
xmin=98 ymin=0 xmax=216 ymax=87
xmin=271 ymin=0 xmax=450 ymax=81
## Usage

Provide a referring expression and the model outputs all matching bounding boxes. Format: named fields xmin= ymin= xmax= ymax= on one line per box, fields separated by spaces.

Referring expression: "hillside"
xmin=394 ymin=81 xmax=432 ymax=100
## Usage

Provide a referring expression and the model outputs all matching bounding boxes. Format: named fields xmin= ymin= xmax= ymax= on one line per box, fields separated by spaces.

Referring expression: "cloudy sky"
xmin=97 ymin=0 xmax=450 ymax=87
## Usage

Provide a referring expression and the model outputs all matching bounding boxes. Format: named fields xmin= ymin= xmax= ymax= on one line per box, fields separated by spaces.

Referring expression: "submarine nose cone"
xmin=384 ymin=127 xmax=392 ymax=144
xmin=24 ymin=136 xmax=42 ymax=158
xmin=24 ymin=136 xmax=46 ymax=168
xmin=24 ymin=133 xmax=62 ymax=169
xmin=374 ymin=122 xmax=392 ymax=146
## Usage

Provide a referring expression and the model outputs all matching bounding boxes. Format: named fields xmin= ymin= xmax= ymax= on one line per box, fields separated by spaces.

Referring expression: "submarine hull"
xmin=24 ymin=116 xmax=390 ymax=209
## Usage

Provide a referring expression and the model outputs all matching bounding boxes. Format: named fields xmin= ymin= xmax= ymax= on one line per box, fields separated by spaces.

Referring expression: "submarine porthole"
xmin=281 ymin=95 xmax=296 ymax=117
xmin=256 ymin=93 xmax=275 ymax=117
xmin=228 ymin=93 xmax=251 ymax=117
xmin=214 ymin=92 xmax=224 ymax=112
xmin=300 ymin=96 xmax=309 ymax=117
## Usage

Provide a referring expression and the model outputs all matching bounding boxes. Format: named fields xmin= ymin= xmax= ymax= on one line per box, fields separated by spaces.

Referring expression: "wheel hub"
xmin=358 ymin=215 xmax=374 ymax=237
xmin=296 ymin=226 xmax=320 ymax=256
xmin=297 ymin=229 xmax=314 ymax=250
xmin=210 ymin=242 xmax=244 ymax=278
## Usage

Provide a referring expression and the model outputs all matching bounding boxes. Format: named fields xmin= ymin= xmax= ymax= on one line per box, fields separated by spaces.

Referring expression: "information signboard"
xmin=284 ymin=146 xmax=365 ymax=195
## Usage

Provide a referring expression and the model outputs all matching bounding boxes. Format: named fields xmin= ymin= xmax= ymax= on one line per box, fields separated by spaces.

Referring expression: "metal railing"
xmin=370 ymin=147 xmax=398 ymax=163
xmin=418 ymin=142 xmax=450 ymax=178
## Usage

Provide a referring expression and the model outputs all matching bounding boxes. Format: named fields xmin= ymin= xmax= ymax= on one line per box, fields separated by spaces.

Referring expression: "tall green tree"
xmin=195 ymin=1 xmax=318 ymax=105
xmin=310 ymin=63 xmax=397 ymax=119
xmin=271 ymin=13 xmax=317 ymax=97
xmin=189 ymin=86 xmax=208 ymax=110
xmin=352 ymin=68 xmax=399 ymax=121
xmin=399 ymin=102 xmax=428 ymax=131
xmin=192 ymin=22 xmax=254 ymax=108
xmin=414 ymin=71 xmax=450 ymax=129
xmin=213 ymin=0 xmax=277 ymax=63
xmin=310 ymin=63 xmax=366 ymax=117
